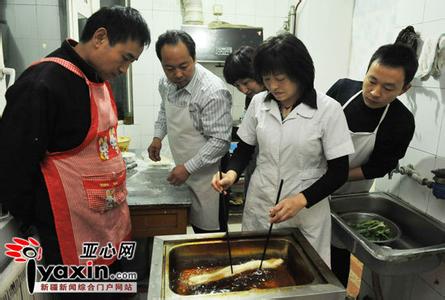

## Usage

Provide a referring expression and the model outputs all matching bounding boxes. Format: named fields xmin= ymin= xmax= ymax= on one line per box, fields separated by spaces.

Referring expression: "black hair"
xmin=155 ymin=30 xmax=196 ymax=61
xmin=223 ymin=46 xmax=259 ymax=85
xmin=394 ymin=25 xmax=419 ymax=55
xmin=80 ymin=6 xmax=150 ymax=47
xmin=368 ymin=43 xmax=419 ymax=85
xmin=254 ymin=33 xmax=315 ymax=97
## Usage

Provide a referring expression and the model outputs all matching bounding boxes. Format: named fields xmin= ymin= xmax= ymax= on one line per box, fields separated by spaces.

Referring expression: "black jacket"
xmin=0 ymin=40 xmax=103 ymax=263
xmin=327 ymin=78 xmax=415 ymax=179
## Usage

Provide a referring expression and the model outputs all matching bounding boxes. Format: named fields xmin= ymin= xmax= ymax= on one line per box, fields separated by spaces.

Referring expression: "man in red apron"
xmin=0 ymin=6 xmax=150 ymax=270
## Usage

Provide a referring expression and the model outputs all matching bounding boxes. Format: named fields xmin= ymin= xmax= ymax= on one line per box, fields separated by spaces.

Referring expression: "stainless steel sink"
xmin=330 ymin=192 xmax=445 ymax=275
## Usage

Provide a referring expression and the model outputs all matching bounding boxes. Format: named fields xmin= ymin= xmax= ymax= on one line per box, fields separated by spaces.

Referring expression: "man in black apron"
xmin=327 ymin=43 xmax=418 ymax=287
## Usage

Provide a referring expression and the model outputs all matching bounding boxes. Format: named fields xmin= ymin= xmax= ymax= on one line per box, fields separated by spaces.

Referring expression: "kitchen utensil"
xmin=341 ymin=212 xmax=401 ymax=243
xmin=432 ymin=182 xmax=445 ymax=199
xmin=152 ymin=229 xmax=345 ymax=298
xmin=122 ymin=151 xmax=136 ymax=164
xmin=433 ymin=176 xmax=445 ymax=185
xmin=117 ymin=136 xmax=131 ymax=152
xmin=259 ymin=179 xmax=284 ymax=269
xmin=219 ymin=169 xmax=233 ymax=274
xmin=431 ymin=168 xmax=445 ymax=178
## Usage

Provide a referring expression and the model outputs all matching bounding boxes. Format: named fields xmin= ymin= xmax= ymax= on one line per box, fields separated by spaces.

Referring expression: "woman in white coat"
xmin=212 ymin=33 xmax=354 ymax=265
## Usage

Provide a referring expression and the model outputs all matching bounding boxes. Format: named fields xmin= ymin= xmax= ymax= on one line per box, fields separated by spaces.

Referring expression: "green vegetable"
xmin=347 ymin=219 xmax=391 ymax=241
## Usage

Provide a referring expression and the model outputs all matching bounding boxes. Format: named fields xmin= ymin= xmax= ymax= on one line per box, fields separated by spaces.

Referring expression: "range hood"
xmin=181 ymin=24 xmax=263 ymax=63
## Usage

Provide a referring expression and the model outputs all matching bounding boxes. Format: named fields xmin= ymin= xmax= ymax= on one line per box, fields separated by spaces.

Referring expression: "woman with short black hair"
xmin=212 ymin=33 xmax=354 ymax=265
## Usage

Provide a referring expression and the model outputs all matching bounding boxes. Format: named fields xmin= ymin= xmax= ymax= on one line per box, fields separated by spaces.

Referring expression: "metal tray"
xmin=149 ymin=230 xmax=345 ymax=299
xmin=341 ymin=212 xmax=401 ymax=244
xmin=168 ymin=237 xmax=316 ymax=295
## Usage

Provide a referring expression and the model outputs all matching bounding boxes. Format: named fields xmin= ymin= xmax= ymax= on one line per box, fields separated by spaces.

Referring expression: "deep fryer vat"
xmin=168 ymin=237 xmax=316 ymax=294
xmin=149 ymin=230 xmax=345 ymax=299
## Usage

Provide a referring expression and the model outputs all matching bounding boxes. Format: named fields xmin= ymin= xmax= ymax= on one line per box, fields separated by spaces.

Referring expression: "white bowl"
xmin=122 ymin=152 xmax=136 ymax=164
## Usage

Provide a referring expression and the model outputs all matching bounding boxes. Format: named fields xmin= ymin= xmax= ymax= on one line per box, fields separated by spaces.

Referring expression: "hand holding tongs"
xmin=219 ymin=168 xmax=234 ymax=274
xmin=259 ymin=179 xmax=284 ymax=270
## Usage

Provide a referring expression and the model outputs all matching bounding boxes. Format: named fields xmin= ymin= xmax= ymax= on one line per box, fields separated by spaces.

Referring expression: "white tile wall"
xmin=397 ymin=147 xmax=435 ymax=212
xmin=152 ymin=0 xmax=181 ymax=12
xmin=351 ymin=0 xmax=445 ymax=298
xmin=216 ymin=0 xmax=236 ymax=16
xmin=130 ymin=0 xmax=152 ymax=10
xmin=408 ymin=87 xmax=444 ymax=155
xmin=437 ymin=118 xmax=445 ymax=162
xmin=254 ymin=1 xmax=275 ymax=18
xmin=395 ymin=0 xmax=426 ymax=27
xmin=374 ymin=172 xmax=401 ymax=196
xmin=132 ymin=73 xmax=154 ymax=106
xmin=129 ymin=0 xmax=293 ymax=144
xmin=2 ymin=0 xmax=64 ymax=77
xmin=295 ymin=0 xmax=354 ymax=92
xmin=235 ymin=0 xmax=255 ymax=16
xmin=15 ymin=5 xmax=37 ymax=38
xmin=423 ymin=0 xmax=445 ymax=23
xmin=36 ymin=5 xmax=60 ymax=39
xmin=11 ymin=0 xmax=35 ymax=5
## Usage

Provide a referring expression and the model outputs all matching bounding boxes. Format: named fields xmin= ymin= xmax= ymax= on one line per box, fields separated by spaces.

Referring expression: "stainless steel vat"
xmin=149 ymin=229 xmax=345 ymax=299
xmin=331 ymin=192 xmax=445 ymax=275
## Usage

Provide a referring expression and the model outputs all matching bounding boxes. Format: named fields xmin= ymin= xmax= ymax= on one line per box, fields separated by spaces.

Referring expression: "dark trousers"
xmin=331 ymin=245 xmax=351 ymax=287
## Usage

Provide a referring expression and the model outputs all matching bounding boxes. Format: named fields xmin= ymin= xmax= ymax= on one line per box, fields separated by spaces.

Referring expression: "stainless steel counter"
xmin=125 ymin=154 xmax=192 ymax=238
xmin=126 ymin=157 xmax=192 ymax=208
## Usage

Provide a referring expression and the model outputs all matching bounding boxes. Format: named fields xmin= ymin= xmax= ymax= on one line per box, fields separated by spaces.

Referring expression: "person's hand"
xmin=211 ymin=170 xmax=238 ymax=193
xmin=148 ymin=137 xmax=162 ymax=161
xmin=167 ymin=164 xmax=190 ymax=186
xmin=269 ymin=193 xmax=308 ymax=224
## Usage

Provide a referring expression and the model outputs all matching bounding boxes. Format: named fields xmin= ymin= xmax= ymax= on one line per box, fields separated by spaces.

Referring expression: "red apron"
xmin=38 ymin=57 xmax=131 ymax=266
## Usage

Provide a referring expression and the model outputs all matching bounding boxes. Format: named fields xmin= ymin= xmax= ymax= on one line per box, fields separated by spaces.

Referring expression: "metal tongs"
xmin=219 ymin=169 xmax=234 ymax=274
xmin=259 ymin=179 xmax=284 ymax=270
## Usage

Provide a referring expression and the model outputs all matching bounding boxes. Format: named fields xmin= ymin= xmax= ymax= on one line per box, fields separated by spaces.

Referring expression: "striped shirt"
xmin=154 ymin=63 xmax=232 ymax=174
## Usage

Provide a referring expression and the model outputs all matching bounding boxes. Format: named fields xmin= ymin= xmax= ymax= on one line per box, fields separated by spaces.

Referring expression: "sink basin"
xmin=330 ymin=192 xmax=445 ymax=275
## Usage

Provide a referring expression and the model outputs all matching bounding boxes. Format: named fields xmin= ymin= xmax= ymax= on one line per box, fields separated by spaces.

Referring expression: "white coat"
xmin=237 ymin=91 xmax=354 ymax=265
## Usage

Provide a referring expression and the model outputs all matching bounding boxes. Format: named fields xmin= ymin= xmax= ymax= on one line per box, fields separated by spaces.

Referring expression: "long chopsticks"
xmin=219 ymin=169 xmax=234 ymax=274
xmin=259 ymin=179 xmax=284 ymax=270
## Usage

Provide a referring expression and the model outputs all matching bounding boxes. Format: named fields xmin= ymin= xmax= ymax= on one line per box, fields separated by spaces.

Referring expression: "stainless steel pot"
xmin=340 ymin=212 xmax=401 ymax=244
xmin=149 ymin=229 xmax=345 ymax=299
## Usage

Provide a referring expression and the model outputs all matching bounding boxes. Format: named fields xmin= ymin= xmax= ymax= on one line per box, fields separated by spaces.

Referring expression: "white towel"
xmin=431 ymin=35 xmax=445 ymax=79
xmin=415 ymin=33 xmax=445 ymax=80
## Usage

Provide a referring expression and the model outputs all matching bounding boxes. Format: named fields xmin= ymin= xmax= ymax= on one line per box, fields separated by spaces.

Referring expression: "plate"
xmin=341 ymin=212 xmax=401 ymax=243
